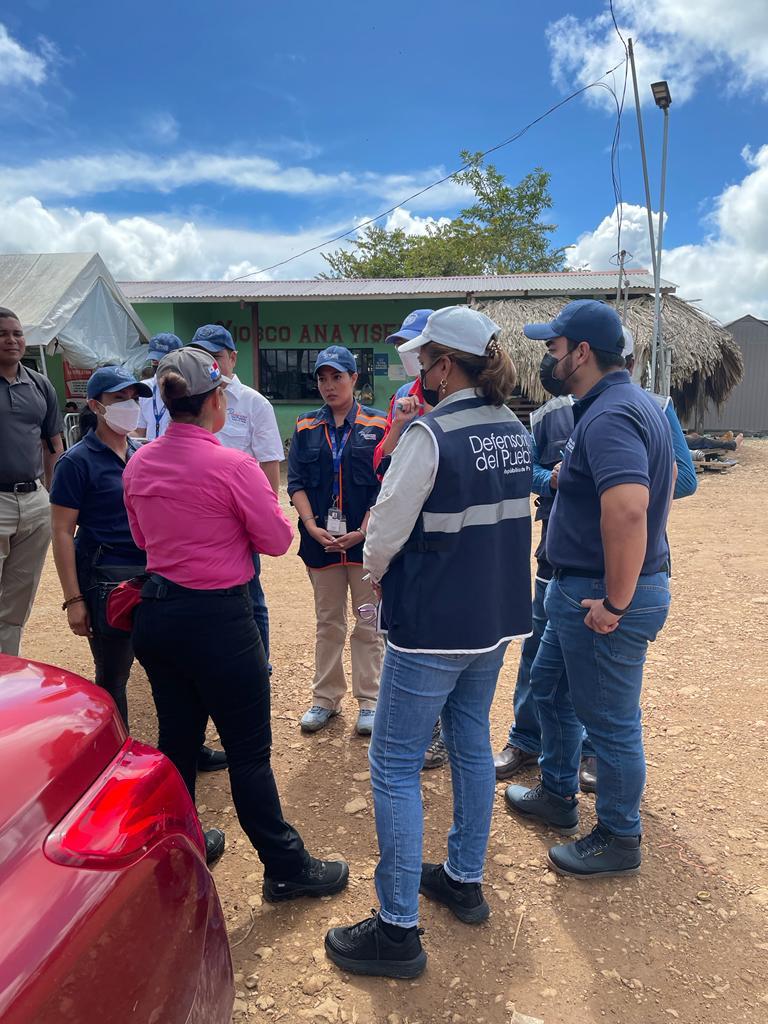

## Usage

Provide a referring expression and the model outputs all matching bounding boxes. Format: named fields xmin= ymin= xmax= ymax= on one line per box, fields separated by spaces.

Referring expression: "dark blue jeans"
xmin=508 ymin=575 xmax=594 ymax=758
xmin=249 ymin=554 xmax=270 ymax=663
xmin=530 ymin=573 xmax=670 ymax=835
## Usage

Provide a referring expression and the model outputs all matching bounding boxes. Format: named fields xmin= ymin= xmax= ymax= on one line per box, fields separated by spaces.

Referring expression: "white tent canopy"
xmin=0 ymin=252 xmax=149 ymax=374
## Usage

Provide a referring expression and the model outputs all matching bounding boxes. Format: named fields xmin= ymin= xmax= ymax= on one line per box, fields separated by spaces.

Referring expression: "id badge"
xmin=326 ymin=507 xmax=347 ymax=536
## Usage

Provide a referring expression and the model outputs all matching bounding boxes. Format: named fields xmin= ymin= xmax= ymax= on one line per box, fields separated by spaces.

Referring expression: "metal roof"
xmin=118 ymin=270 xmax=674 ymax=303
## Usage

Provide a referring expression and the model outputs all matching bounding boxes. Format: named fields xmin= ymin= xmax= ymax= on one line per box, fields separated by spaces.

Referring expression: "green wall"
xmin=134 ymin=297 xmax=455 ymax=439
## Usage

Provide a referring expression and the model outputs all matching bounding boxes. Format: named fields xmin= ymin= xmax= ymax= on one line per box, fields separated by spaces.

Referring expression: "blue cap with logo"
xmin=523 ymin=299 xmax=624 ymax=354
xmin=87 ymin=365 xmax=152 ymax=400
xmin=147 ymin=332 xmax=183 ymax=361
xmin=189 ymin=324 xmax=236 ymax=353
xmin=314 ymin=345 xmax=357 ymax=375
xmin=384 ymin=309 xmax=434 ymax=345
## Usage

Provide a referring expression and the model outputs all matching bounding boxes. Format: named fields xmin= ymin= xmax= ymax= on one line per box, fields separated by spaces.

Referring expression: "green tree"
xmin=322 ymin=151 xmax=564 ymax=278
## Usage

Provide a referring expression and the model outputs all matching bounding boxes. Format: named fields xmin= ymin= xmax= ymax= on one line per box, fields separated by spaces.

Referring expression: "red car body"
xmin=0 ymin=655 xmax=234 ymax=1024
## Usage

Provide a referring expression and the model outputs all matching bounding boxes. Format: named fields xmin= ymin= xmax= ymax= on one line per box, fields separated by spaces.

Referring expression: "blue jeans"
xmin=508 ymin=576 xmax=594 ymax=758
xmin=369 ymin=641 xmax=508 ymax=927
xmin=249 ymin=554 xmax=270 ymax=663
xmin=530 ymin=573 xmax=670 ymax=835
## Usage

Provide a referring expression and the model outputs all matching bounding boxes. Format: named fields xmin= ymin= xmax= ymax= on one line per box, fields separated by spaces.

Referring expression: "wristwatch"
xmin=603 ymin=596 xmax=630 ymax=617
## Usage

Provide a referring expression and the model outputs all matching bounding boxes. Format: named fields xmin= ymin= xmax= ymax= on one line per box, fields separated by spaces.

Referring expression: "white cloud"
xmin=0 ymin=23 xmax=47 ymax=87
xmin=0 ymin=149 xmax=469 ymax=213
xmin=0 ymin=195 xmax=351 ymax=280
xmin=548 ymin=0 xmax=768 ymax=109
xmin=143 ymin=112 xmax=179 ymax=145
xmin=566 ymin=145 xmax=768 ymax=323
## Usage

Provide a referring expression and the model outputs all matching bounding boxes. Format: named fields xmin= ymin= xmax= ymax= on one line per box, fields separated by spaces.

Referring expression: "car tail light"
xmin=44 ymin=739 xmax=205 ymax=868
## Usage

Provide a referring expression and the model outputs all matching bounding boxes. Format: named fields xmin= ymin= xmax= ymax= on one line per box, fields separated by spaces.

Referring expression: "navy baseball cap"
xmin=147 ymin=332 xmax=183 ymax=361
xmin=524 ymin=299 xmax=624 ymax=354
xmin=87 ymin=365 xmax=152 ymax=400
xmin=189 ymin=324 xmax=236 ymax=353
xmin=314 ymin=345 xmax=357 ymax=375
xmin=384 ymin=309 xmax=434 ymax=345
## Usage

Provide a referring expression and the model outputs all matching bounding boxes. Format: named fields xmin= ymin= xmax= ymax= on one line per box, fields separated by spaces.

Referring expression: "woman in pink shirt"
xmin=122 ymin=347 xmax=349 ymax=900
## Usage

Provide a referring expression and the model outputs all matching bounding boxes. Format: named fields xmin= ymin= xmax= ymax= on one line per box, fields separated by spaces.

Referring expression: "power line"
xmin=229 ymin=56 xmax=628 ymax=282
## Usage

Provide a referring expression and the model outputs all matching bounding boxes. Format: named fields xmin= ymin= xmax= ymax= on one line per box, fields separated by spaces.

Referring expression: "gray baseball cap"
xmin=157 ymin=347 xmax=231 ymax=400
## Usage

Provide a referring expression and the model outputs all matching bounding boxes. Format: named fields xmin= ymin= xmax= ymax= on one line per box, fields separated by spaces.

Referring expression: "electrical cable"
xmin=229 ymin=56 xmax=628 ymax=281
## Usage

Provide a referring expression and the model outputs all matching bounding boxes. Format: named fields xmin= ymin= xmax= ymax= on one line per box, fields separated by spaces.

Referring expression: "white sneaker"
xmin=300 ymin=705 xmax=338 ymax=733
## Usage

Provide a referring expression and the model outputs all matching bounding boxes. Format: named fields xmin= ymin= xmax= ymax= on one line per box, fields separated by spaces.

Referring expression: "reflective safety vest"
xmin=381 ymin=394 xmax=533 ymax=654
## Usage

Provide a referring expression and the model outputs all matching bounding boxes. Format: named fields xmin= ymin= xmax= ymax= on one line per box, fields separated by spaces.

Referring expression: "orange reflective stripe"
xmin=296 ymin=419 xmax=325 ymax=432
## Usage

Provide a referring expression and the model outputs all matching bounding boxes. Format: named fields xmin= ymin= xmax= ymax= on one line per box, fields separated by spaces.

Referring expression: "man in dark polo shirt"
xmin=505 ymin=300 xmax=674 ymax=878
xmin=0 ymin=307 xmax=63 ymax=655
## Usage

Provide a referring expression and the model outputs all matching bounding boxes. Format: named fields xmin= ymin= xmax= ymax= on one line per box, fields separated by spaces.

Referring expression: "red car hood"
xmin=0 ymin=656 xmax=126 ymax=855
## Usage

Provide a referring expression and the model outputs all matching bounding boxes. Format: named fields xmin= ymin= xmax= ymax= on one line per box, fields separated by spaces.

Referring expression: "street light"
xmin=650 ymin=80 xmax=672 ymax=394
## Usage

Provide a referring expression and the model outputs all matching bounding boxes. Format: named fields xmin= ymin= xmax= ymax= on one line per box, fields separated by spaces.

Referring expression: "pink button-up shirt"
xmin=122 ymin=422 xmax=293 ymax=589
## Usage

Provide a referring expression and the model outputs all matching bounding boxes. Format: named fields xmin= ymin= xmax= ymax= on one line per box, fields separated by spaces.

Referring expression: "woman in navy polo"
xmin=287 ymin=346 xmax=386 ymax=736
xmin=50 ymin=366 xmax=150 ymax=727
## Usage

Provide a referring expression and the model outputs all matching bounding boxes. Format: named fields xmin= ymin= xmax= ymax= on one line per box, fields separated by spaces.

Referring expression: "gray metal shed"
xmin=693 ymin=315 xmax=768 ymax=434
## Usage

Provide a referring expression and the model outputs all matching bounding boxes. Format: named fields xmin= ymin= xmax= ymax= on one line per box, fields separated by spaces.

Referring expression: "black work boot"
xmin=263 ymin=855 xmax=349 ymax=902
xmin=548 ymin=823 xmax=641 ymax=878
xmin=419 ymin=863 xmax=490 ymax=924
xmin=325 ymin=911 xmax=426 ymax=979
xmin=204 ymin=828 xmax=225 ymax=865
xmin=504 ymin=782 xmax=579 ymax=834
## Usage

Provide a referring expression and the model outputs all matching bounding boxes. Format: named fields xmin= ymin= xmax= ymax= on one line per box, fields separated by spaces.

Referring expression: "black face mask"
xmin=539 ymin=351 xmax=577 ymax=397
xmin=419 ymin=356 xmax=445 ymax=408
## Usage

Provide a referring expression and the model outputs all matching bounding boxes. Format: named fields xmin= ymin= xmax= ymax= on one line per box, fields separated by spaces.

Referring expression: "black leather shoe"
xmin=325 ymin=911 xmax=427 ymax=978
xmin=204 ymin=827 xmax=225 ymax=865
xmin=419 ymin=863 xmax=489 ymax=924
xmin=493 ymin=744 xmax=539 ymax=780
xmin=263 ymin=855 xmax=349 ymax=902
xmin=504 ymin=782 xmax=580 ymax=834
xmin=579 ymin=756 xmax=597 ymax=794
xmin=197 ymin=745 xmax=228 ymax=772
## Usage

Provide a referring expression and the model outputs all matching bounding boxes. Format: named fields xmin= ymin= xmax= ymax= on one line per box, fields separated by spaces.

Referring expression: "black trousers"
xmin=132 ymin=577 xmax=307 ymax=880
xmin=87 ymin=630 xmax=134 ymax=729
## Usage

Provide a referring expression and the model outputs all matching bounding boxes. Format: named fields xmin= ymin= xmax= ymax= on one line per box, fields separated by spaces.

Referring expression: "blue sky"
xmin=1 ymin=0 xmax=767 ymax=320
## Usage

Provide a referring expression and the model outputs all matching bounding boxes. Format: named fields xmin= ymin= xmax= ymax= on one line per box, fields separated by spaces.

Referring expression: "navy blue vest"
xmin=381 ymin=394 xmax=533 ymax=653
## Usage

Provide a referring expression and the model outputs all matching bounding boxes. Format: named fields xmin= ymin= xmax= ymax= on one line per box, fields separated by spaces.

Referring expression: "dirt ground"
xmin=23 ymin=441 xmax=768 ymax=1024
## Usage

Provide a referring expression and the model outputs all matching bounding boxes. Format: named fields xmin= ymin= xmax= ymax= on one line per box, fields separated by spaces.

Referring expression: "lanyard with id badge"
xmin=326 ymin=422 xmax=353 ymax=536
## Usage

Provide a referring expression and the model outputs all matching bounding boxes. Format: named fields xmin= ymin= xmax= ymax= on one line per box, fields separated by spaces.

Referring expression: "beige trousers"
xmin=307 ymin=563 xmax=383 ymax=711
xmin=0 ymin=486 xmax=52 ymax=656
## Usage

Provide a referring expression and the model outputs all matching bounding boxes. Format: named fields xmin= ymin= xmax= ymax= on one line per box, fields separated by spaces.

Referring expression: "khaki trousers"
xmin=0 ymin=486 xmax=51 ymax=656
xmin=307 ymin=563 xmax=383 ymax=711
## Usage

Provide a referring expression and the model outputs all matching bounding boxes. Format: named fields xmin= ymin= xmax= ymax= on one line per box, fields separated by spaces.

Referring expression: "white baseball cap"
xmin=622 ymin=325 xmax=634 ymax=358
xmin=397 ymin=305 xmax=502 ymax=357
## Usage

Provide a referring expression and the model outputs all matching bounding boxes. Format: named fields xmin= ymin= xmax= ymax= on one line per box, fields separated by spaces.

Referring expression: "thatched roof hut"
xmin=477 ymin=293 xmax=744 ymax=419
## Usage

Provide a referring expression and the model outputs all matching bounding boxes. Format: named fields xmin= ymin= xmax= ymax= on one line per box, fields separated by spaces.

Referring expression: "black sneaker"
xmin=548 ymin=823 xmax=641 ymax=878
xmin=423 ymin=723 xmax=449 ymax=771
xmin=419 ymin=863 xmax=490 ymax=924
xmin=204 ymin=827 xmax=225 ymax=866
xmin=325 ymin=911 xmax=427 ymax=979
xmin=504 ymin=782 xmax=579 ymax=834
xmin=197 ymin=745 xmax=228 ymax=772
xmin=263 ymin=855 xmax=349 ymax=902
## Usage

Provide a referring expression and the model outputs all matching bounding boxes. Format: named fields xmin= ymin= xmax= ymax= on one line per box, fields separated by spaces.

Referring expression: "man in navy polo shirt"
xmin=505 ymin=300 xmax=674 ymax=878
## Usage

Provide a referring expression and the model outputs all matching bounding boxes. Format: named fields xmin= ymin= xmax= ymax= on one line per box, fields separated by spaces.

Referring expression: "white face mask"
xmin=100 ymin=399 xmax=141 ymax=434
xmin=398 ymin=348 xmax=422 ymax=379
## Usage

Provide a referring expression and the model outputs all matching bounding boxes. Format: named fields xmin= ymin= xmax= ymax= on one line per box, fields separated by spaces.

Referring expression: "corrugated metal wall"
xmin=693 ymin=316 xmax=768 ymax=433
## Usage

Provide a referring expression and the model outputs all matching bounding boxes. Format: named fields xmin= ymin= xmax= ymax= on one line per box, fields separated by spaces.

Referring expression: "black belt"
xmin=143 ymin=573 xmax=248 ymax=599
xmin=554 ymin=563 xmax=670 ymax=580
xmin=0 ymin=481 xmax=38 ymax=493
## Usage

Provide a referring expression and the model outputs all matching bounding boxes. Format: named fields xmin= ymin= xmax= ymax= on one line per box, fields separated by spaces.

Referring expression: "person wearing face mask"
xmin=503 ymin=300 xmax=675 ymax=880
xmin=134 ymin=332 xmax=184 ymax=440
xmin=287 ymin=346 xmax=386 ymax=736
xmin=123 ymin=348 xmax=351 ymax=890
xmin=325 ymin=307 xmax=532 ymax=979
xmin=372 ymin=310 xmax=449 ymax=772
xmin=50 ymin=366 xmax=151 ymax=727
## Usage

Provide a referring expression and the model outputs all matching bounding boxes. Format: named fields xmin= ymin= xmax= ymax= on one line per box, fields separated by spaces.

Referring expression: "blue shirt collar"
xmin=320 ymin=400 xmax=358 ymax=428
xmin=573 ymin=369 xmax=631 ymax=422
xmin=83 ymin=429 xmax=140 ymax=459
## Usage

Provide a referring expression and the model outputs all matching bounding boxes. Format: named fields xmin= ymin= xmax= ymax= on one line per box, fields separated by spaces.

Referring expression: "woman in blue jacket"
xmin=287 ymin=346 xmax=386 ymax=736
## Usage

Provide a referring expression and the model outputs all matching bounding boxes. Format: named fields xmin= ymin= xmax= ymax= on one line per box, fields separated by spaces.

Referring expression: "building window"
xmin=259 ymin=348 xmax=375 ymax=403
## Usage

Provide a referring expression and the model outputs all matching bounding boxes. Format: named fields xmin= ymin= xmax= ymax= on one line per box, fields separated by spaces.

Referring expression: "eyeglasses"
xmin=357 ymin=603 xmax=378 ymax=623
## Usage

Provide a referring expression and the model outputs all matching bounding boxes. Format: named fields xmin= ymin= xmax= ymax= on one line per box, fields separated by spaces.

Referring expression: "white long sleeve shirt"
xmin=363 ymin=388 xmax=478 ymax=582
